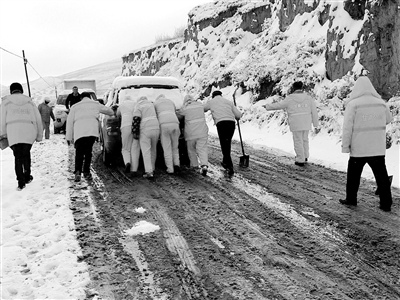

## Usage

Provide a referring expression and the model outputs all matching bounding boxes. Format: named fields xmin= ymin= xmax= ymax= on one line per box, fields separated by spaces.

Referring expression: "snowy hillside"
xmin=121 ymin=0 xmax=400 ymax=142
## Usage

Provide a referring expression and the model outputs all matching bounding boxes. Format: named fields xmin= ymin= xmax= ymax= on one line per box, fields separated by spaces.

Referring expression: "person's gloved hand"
xmin=67 ymin=140 xmax=71 ymax=146
xmin=112 ymin=104 xmax=118 ymax=111
xmin=133 ymin=132 xmax=139 ymax=140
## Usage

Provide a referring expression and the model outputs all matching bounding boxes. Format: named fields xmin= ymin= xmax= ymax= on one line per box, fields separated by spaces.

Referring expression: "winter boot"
xmin=124 ymin=163 xmax=131 ymax=174
xmin=25 ymin=175 xmax=33 ymax=184
xmin=74 ymin=173 xmax=81 ymax=182
xmin=17 ymin=181 xmax=26 ymax=191
xmin=143 ymin=172 xmax=154 ymax=179
xmin=174 ymin=165 xmax=181 ymax=174
xmin=83 ymin=172 xmax=92 ymax=180
xmin=200 ymin=165 xmax=208 ymax=176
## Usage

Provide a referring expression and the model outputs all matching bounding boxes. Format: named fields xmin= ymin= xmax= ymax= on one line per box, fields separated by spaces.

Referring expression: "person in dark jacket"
xmin=65 ymin=86 xmax=81 ymax=110
xmin=0 ymin=82 xmax=43 ymax=190
xmin=38 ymin=97 xmax=55 ymax=139
xmin=204 ymin=90 xmax=242 ymax=175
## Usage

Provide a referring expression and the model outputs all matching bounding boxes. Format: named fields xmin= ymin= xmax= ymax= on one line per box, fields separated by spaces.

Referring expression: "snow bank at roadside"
xmin=1 ymin=135 xmax=89 ymax=299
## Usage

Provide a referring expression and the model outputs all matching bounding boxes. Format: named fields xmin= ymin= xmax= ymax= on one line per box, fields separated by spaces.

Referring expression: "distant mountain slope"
xmin=1 ymin=58 xmax=121 ymax=100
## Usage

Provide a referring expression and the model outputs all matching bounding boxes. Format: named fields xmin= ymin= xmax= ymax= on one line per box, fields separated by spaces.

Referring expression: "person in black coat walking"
xmin=65 ymin=86 xmax=81 ymax=110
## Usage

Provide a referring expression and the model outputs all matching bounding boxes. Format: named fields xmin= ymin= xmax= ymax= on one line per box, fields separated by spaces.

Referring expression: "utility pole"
xmin=22 ymin=50 xmax=31 ymax=97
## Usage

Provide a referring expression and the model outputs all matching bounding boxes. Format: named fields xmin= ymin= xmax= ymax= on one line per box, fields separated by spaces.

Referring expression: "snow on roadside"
xmin=1 ymin=134 xmax=89 ymax=299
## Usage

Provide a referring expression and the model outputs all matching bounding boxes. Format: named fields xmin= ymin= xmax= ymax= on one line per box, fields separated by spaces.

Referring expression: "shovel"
xmin=233 ymin=86 xmax=249 ymax=168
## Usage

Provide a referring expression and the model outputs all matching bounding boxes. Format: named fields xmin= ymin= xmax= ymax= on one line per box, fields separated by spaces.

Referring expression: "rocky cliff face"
xmin=326 ymin=0 xmax=399 ymax=99
xmin=359 ymin=0 xmax=400 ymax=99
xmin=121 ymin=0 xmax=399 ymax=99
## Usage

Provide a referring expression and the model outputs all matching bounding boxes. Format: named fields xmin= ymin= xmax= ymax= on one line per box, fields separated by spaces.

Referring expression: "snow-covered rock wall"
xmin=121 ymin=0 xmax=400 ymax=140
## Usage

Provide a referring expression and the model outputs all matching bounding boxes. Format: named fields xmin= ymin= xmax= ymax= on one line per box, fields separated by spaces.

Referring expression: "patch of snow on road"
xmin=124 ymin=220 xmax=161 ymax=236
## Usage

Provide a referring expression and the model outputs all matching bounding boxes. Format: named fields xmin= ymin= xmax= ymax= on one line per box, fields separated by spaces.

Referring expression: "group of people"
xmin=0 ymin=77 xmax=393 ymax=212
xmin=117 ymin=90 xmax=242 ymax=179
xmin=262 ymin=78 xmax=392 ymax=212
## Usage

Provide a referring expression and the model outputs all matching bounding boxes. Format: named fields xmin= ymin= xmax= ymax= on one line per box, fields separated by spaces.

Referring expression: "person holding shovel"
xmin=263 ymin=81 xmax=319 ymax=166
xmin=204 ymin=90 xmax=242 ymax=175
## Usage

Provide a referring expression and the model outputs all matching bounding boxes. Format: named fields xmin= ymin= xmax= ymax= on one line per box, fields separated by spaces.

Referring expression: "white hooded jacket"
xmin=341 ymin=76 xmax=392 ymax=157
xmin=178 ymin=95 xmax=208 ymax=141
xmin=0 ymin=94 xmax=43 ymax=146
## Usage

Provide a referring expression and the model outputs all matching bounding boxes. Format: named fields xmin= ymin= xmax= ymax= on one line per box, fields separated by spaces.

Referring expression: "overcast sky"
xmin=0 ymin=0 xmax=212 ymax=87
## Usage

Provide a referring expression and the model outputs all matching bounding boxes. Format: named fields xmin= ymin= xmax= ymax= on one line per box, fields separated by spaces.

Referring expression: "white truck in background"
xmin=53 ymin=79 xmax=98 ymax=134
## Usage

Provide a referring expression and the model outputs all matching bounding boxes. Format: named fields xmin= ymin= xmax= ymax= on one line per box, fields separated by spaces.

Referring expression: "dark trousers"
xmin=74 ymin=136 xmax=96 ymax=174
xmin=42 ymin=121 xmax=50 ymax=139
xmin=346 ymin=156 xmax=392 ymax=208
xmin=11 ymin=143 xmax=32 ymax=185
xmin=216 ymin=120 xmax=236 ymax=169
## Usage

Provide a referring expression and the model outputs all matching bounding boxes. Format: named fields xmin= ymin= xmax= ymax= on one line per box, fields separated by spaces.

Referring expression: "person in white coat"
xmin=178 ymin=94 xmax=209 ymax=176
xmin=116 ymin=95 xmax=140 ymax=174
xmin=0 ymin=82 xmax=43 ymax=190
xmin=132 ymin=96 xmax=160 ymax=178
xmin=154 ymin=94 xmax=181 ymax=174
xmin=339 ymin=76 xmax=393 ymax=212
xmin=263 ymin=81 xmax=319 ymax=166
xmin=66 ymin=92 xmax=114 ymax=182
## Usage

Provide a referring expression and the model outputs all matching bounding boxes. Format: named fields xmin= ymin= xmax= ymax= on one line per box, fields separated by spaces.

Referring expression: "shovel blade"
xmin=239 ymin=155 xmax=250 ymax=168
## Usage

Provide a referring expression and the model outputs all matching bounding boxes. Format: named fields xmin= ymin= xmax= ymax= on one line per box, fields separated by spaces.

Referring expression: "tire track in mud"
xmin=217 ymin=138 xmax=400 ymax=299
xmin=68 ymin=147 xmax=141 ymax=300
xmin=223 ymin=139 xmax=400 ymax=297
xmin=68 ymin=138 xmax=400 ymax=299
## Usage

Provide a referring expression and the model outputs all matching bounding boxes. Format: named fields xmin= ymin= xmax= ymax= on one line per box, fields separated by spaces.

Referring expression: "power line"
xmin=27 ymin=62 xmax=54 ymax=89
xmin=0 ymin=47 xmax=23 ymax=59
xmin=1 ymin=46 xmax=56 ymax=90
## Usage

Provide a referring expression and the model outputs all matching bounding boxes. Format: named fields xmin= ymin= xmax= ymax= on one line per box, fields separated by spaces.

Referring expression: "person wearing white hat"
xmin=132 ymin=96 xmax=160 ymax=178
xmin=154 ymin=94 xmax=181 ymax=174
xmin=38 ymin=97 xmax=55 ymax=139
xmin=116 ymin=94 xmax=140 ymax=174
xmin=177 ymin=94 xmax=209 ymax=176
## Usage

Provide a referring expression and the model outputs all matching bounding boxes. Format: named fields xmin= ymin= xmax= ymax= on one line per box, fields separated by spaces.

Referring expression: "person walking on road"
xmin=66 ymin=92 xmax=114 ymax=182
xmin=0 ymin=82 xmax=43 ymax=190
xmin=65 ymin=86 xmax=81 ymax=110
xmin=263 ymin=81 xmax=319 ymax=166
xmin=339 ymin=76 xmax=393 ymax=212
xmin=38 ymin=97 xmax=55 ymax=139
xmin=116 ymin=94 xmax=140 ymax=174
xmin=178 ymin=94 xmax=209 ymax=176
xmin=132 ymin=96 xmax=160 ymax=179
xmin=154 ymin=94 xmax=181 ymax=174
xmin=204 ymin=90 xmax=242 ymax=176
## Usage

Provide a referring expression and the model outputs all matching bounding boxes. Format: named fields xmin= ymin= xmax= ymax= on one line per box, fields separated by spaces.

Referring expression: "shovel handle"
xmin=233 ymin=87 xmax=246 ymax=156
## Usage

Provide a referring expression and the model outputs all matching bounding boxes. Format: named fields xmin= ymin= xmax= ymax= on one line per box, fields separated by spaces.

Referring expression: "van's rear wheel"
xmin=102 ymin=146 xmax=111 ymax=166
xmin=101 ymin=133 xmax=111 ymax=166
